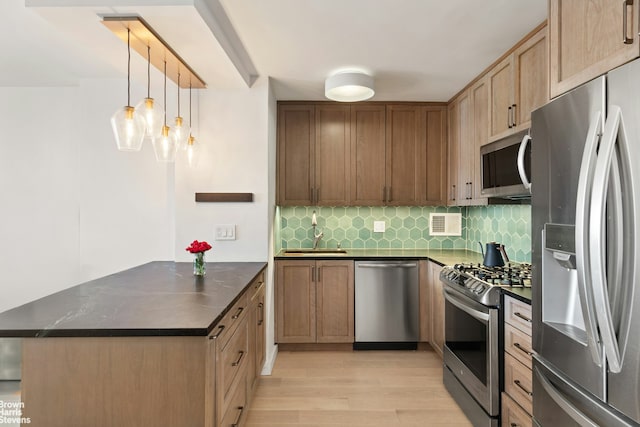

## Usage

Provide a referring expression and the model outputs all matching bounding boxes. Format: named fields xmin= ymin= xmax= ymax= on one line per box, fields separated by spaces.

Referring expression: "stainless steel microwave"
xmin=480 ymin=129 xmax=531 ymax=199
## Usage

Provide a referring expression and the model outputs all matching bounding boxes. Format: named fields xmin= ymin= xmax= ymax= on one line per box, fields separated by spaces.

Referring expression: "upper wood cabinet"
xmin=278 ymin=102 xmax=448 ymax=206
xmin=488 ymin=25 xmax=548 ymax=141
xmin=550 ymin=0 xmax=640 ymax=98
xmin=277 ymin=105 xmax=314 ymax=205
xmin=350 ymin=105 xmax=387 ymax=205
xmin=277 ymin=104 xmax=351 ymax=206
xmin=385 ymin=105 xmax=447 ymax=206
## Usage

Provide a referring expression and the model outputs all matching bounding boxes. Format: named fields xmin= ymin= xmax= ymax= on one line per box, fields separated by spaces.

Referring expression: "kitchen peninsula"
xmin=0 ymin=261 xmax=267 ymax=427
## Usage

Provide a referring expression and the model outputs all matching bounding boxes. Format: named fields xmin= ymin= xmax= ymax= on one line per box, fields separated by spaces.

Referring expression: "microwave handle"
xmin=518 ymin=133 xmax=531 ymax=192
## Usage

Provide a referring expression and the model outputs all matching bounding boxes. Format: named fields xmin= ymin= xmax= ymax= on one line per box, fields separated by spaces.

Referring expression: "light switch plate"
xmin=215 ymin=224 xmax=236 ymax=241
xmin=373 ymin=221 xmax=386 ymax=233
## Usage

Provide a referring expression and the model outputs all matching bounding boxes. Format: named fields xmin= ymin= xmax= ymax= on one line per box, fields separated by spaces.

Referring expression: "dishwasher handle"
xmin=357 ymin=263 xmax=418 ymax=268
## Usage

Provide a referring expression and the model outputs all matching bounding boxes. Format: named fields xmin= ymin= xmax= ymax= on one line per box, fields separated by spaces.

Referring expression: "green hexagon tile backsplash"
xmin=277 ymin=205 xmax=532 ymax=262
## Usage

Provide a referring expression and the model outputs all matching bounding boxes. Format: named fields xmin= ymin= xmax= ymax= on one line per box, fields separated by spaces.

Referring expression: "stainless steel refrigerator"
xmin=530 ymin=58 xmax=640 ymax=427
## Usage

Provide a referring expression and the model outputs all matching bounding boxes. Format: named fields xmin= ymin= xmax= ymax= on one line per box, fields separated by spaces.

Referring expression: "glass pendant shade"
xmin=111 ymin=106 xmax=145 ymax=151
xmin=135 ymin=97 xmax=164 ymax=139
xmin=153 ymin=125 xmax=179 ymax=162
xmin=173 ymin=116 xmax=190 ymax=148
xmin=185 ymin=134 xmax=200 ymax=167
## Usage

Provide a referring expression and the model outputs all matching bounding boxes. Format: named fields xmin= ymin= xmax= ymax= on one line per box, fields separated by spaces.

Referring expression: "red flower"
xmin=185 ymin=240 xmax=212 ymax=253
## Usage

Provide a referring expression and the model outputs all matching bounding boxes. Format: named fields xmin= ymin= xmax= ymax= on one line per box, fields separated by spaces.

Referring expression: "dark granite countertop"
xmin=275 ymin=248 xmax=484 ymax=266
xmin=0 ymin=261 xmax=267 ymax=338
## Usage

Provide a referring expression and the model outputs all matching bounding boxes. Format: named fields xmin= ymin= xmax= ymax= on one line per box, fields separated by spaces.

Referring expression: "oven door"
xmin=443 ymin=285 xmax=500 ymax=416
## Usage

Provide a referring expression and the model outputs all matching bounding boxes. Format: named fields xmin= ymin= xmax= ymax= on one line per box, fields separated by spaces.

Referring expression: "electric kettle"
xmin=479 ymin=241 xmax=507 ymax=267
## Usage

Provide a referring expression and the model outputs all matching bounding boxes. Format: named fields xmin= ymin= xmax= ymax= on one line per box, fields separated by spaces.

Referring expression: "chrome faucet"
xmin=312 ymin=211 xmax=323 ymax=249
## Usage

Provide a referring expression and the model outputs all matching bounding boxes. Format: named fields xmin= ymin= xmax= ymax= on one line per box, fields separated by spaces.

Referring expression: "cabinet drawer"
xmin=504 ymin=352 xmax=533 ymax=415
xmin=210 ymin=292 xmax=249 ymax=348
xmin=505 ymin=323 xmax=533 ymax=369
xmin=219 ymin=321 xmax=248 ymax=413
xmin=501 ymin=392 xmax=532 ymax=427
xmin=220 ymin=373 xmax=247 ymax=427
xmin=249 ymin=272 xmax=265 ymax=302
xmin=504 ymin=295 xmax=532 ymax=335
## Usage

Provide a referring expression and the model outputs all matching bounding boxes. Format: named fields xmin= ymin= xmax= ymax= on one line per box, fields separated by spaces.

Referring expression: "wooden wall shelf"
xmin=195 ymin=193 xmax=254 ymax=203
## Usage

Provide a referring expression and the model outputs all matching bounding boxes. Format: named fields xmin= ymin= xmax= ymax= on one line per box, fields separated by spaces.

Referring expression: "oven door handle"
xmin=443 ymin=288 xmax=490 ymax=322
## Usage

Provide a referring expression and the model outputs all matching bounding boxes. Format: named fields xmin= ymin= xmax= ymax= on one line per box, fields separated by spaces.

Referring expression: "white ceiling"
xmin=4 ymin=0 xmax=547 ymax=102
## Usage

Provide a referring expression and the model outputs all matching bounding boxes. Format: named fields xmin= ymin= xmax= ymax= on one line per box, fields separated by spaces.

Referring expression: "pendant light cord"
xmin=127 ymin=28 xmax=131 ymax=106
xmin=146 ymin=45 xmax=151 ymax=98
xmin=177 ymin=73 xmax=181 ymax=117
xmin=163 ymin=60 xmax=167 ymax=126
xmin=189 ymin=84 xmax=192 ymax=127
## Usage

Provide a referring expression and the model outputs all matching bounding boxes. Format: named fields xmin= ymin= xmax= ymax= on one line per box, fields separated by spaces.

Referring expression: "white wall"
xmin=174 ymin=78 xmax=271 ymax=262
xmin=0 ymin=80 xmax=173 ymax=313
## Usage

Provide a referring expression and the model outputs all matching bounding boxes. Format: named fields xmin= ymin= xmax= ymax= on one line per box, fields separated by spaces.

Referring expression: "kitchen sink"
xmin=283 ymin=249 xmax=347 ymax=254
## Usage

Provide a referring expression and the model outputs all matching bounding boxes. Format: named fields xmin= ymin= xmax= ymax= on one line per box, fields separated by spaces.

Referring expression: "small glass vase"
xmin=193 ymin=252 xmax=206 ymax=276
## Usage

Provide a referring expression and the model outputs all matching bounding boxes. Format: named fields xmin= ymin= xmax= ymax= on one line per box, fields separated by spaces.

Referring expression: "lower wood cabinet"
xmin=502 ymin=295 xmax=534 ymax=425
xmin=276 ymin=259 xmax=354 ymax=344
xmin=207 ymin=270 xmax=266 ymax=427
xmin=418 ymin=260 xmax=444 ymax=357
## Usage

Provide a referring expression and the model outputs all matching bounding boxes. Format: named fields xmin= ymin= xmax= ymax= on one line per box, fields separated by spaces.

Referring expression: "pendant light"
xmin=152 ymin=60 xmax=179 ymax=162
xmin=134 ymin=45 xmax=163 ymax=140
xmin=184 ymin=83 xmax=200 ymax=167
xmin=172 ymin=72 xmax=190 ymax=148
xmin=110 ymin=28 xmax=145 ymax=151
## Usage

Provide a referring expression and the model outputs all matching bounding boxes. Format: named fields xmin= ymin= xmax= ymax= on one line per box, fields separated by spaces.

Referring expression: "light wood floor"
xmin=246 ymin=349 xmax=472 ymax=426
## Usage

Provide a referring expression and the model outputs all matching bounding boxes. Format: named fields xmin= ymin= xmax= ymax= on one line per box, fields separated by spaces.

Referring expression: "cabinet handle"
xmin=514 ymin=342 xmax=534 ymax=356
xmin=258 ymin=302 xmax=264 ymax=326
xmin=510 ymin=423 xmax=520 ymax=427
xmin=623 ymin=0 xmax=634 ymax=44
xmin=468 ymin=182 xmax=472 ymax=200
xmin=311 ymin=266 xmax=316 ymax=282
xmin=514 ymin=311 xmax=532 ymax=323
xmin=255 ymin=280 xmax=263 ymax=290
xmin=387 ymin=187 xmax=392 ymax=203
xmin=512 ymin=104 xmax=517 ymax=127
xmin=382 ymin=186 xmax=387 ymax=202
xmin=231 ymin=350 xmax=245 ymax=367
xmin=451 ymin=184 xmax=456 ymax=201
xmin=231 ymin=307 xmax=244 ymax=320
xmin=209 ymin=325 xmax=225 ymax=340
xmin=316 ymin=187 xmax=320 ymax=204
xmin=317 ymin=266 xmax=321 ymax=282
xmin=508 ymin=106 xmax=512 ymax=128
xmin=231 ymin=406 xmax=244 ymax=427
xmin=514 ymin=379 xmax=533 ymax=397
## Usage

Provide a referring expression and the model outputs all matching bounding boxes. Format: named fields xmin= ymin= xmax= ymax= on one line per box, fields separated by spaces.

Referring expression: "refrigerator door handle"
xmin=589 ymin=105 xmax=624 ymax=373
xmin=534 ymin=366 xmax=600 ymax=427
xmin=518 ymin=133 xmax=532 ymax=192
xmin=575 ymin=111 xmax=604 ymax=366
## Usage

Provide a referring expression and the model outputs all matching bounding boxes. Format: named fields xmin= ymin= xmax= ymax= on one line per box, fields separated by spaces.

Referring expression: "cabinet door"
xmin=350 ymin=105 xmax=386 ymax=205
xmin=277 ymin=105 xmax=315 ymax=205
xmin=514 ymin=26 xmax=548 ymax=129
xmin=315 ymin=105 xmax=351 ymax=205
xmin=471 ymin=77 xmax=489 ymax=203
xmin=488 ymin=55 xmax=514 ymax=140
xmin=276 ymin=260 xmax=316 ymax=343
xmin=385 ymin=105 xmax=422 ymax=205
xmin=447 ymin=101 xmax=459 ymax=205
xmin=429 ymin=261 xmax=445 ymax=358
xmin=247 ymin=284 xmax=265 ymax=397
xmin=419 ymin=260 xmax=431 ymax=342
xmin=449 ymin=91 xmax=472 ymax=205
xmin=550 ymin=0 xmax=640 ymax=98
xmin=421 ymin=106 xmax=448 ymax=205
xmin=316 ymin=261 xmax=354 ymax=343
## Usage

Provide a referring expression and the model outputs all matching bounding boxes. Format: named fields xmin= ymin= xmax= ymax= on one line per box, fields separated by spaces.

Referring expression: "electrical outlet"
xmin=215 ymin=224 xmax=236 ymax=241
xmin=373 ymin=221 xmax=386 ymax=233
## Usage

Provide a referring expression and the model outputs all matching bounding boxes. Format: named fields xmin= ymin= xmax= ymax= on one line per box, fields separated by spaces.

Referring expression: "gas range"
xmin=440 ymin=262 xmax=532 ymax=307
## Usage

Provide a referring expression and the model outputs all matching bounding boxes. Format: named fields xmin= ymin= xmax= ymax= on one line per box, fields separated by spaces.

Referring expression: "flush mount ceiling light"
xmin=325 ymin=72 xmax=375 ymax=102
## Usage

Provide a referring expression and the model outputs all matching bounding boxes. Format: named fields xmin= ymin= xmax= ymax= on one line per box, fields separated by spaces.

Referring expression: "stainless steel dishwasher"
xmin=354 ymin=260 xmax=419 ymax=350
